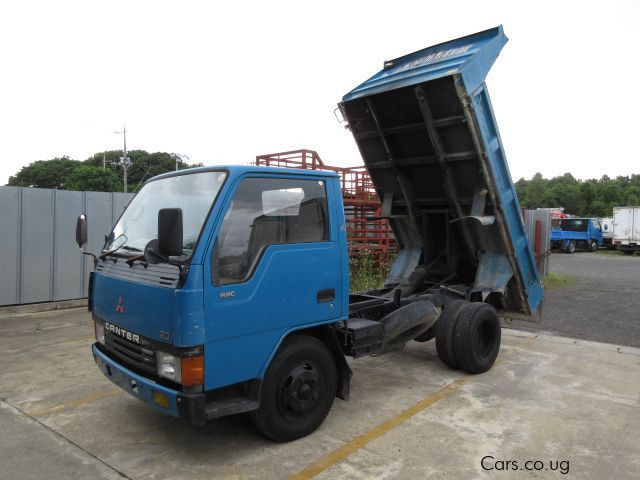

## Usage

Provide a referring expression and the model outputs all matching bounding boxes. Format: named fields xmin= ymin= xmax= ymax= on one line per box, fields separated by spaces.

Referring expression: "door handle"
xmin=317 ymin=289 xmax=335 ymax=303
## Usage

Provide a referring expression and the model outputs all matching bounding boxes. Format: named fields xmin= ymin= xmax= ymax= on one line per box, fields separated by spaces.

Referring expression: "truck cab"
xmin=87 ymin=167 xmax=350 ymax=436
xmin=79 ymin=26 xmax=543 ymax=442
xmin=550 ymin=218 xmax=603 ymax=253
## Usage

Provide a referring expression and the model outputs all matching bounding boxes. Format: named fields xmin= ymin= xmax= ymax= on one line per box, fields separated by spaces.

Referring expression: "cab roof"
xmin=147 ymin=164 xmax=340 ymax=184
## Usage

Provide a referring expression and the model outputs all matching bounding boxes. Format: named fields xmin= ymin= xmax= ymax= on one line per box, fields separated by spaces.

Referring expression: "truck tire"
xmin=588 ymin=240 xmax=598 ymax=252
xmin=566 ymin=242 xmax=576 ymax=254
xmin=453 ymin=302 xmax=501 ymax=374
xmin=251 ymin=335 xmax=337 ymax=442
xmin=434 ymin=300 xmax=467 ymax=369
xmin=413 ymin=326 xmax=434 ymax=342
xmin=380 ymin=301 xmax=439 ymax=352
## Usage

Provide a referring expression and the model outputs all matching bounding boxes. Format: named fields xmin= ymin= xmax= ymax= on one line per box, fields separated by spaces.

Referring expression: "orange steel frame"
xmin=255 ymin=149 xmax=395 ymax=260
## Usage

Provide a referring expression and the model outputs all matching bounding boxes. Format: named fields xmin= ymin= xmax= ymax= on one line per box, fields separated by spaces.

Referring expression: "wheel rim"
xmin=279 ymin=363 xmax=323 ymax=420
xmin=474 ymin=319 xmax=498 ymax=359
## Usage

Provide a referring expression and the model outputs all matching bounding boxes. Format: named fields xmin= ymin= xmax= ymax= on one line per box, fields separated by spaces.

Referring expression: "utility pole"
xmin=177 ymin=154 xmax=189 ymax=171
xmin=102 ymin=153 xmax=106 ymax=170
xmin=115 ymin=125 xmax=131 ymax=192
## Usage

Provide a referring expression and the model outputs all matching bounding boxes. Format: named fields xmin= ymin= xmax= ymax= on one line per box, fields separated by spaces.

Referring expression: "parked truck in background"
xmin=613 ymin=207 xmax=640 ymax=254
xmin=550 ymin=218 xmax=604 ymax=253
xmin=77 ymin=26 xmax=543 ymax=442
xmin=598 ymin=217 xmax=614 ymax=249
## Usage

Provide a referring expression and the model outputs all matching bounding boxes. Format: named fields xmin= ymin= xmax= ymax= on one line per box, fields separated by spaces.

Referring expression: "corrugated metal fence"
xmin=0 ymin=187 xmax=133 ymax=306
xmin=523 ymin=209 xmax=552 ymax=276
xmin=0 ymin=187 xmax=551 ymax=306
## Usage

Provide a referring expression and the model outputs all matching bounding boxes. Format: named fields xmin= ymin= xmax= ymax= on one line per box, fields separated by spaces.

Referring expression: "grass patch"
xmin=350 ymin=253 xmax=576 ymax=293
xmin=543 ymin=272 xmax=573 ymax=291
xmin=349 ymin=250 xmax=392 ymax=293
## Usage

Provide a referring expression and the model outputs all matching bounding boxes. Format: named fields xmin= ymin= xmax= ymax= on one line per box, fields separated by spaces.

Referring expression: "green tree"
xmin=514 ymin=171 xmax=640 ymax=217
xmin=6 ymin=150 xmax=203 ymax=192
xmin=7 ymin=157 xmax=81 ymax=189
xmin=85 ymin=150 xmax=202 ymax=192
xmin=66 ymin=165 xmax=122 ymax=192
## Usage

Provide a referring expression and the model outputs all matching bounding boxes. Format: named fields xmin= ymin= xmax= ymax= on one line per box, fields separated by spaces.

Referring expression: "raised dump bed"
xmin=339 ymin=26 xmax=543 ymax=319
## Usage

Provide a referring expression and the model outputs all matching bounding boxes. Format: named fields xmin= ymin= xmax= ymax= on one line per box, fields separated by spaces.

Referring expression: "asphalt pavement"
xmin=507 ymin=252 xmax=640 ymax=347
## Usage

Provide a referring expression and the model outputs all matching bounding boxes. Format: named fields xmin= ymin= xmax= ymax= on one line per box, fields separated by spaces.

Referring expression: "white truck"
xmin=613 ymin=207 xmax=640 ymax=254
xmin=598 ymin=217 xmax=614 ymax=249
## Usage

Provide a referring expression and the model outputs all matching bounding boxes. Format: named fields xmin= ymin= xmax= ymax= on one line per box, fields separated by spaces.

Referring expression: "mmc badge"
xmin=219 ymin=291 xmax=235 ymax=300
xmin=116 ymin=296 xmax=125 ymax=313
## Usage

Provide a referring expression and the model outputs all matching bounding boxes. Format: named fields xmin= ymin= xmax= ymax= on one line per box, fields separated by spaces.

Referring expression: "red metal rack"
xmin=255 ymin=149 xmax=395 ymax=260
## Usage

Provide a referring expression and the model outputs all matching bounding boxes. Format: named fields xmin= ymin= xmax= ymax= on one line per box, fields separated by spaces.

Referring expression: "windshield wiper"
xmin=126 ymin=254 xmax=148 ymax=267
xmin=99 ymin=245 xmax=143 ymax=261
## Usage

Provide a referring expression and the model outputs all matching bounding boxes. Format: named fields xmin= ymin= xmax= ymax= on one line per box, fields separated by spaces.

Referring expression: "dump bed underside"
xmin=340 ymin=28 xmax=543 ymax=317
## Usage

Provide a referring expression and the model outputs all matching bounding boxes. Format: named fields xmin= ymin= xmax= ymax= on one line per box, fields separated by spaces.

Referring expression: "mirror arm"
xmin=79 ymin=248 xmax=99 ymax=269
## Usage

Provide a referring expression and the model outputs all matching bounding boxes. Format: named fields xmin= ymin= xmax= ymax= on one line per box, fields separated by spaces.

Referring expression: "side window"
xmin=213 ymin=177 xmax=328 ymax=285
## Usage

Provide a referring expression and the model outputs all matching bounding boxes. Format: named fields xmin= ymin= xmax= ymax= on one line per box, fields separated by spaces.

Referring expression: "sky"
xmin=0 ymin=0 xmax=638 ymax=185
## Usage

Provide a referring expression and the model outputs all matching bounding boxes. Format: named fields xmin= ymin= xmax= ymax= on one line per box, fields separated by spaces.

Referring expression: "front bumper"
xmin=92 ymin=344 xmax=206 ymax=425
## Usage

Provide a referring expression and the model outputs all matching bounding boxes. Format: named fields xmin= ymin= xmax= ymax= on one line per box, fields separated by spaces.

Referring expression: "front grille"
xmin=104 ymin=331 xmax=156 ymax=376
xmin=96 ymin=258 xmax=180 ymax=288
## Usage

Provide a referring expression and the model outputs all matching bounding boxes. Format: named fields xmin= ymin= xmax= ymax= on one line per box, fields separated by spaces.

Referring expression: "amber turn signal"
xmin=180 ymin=355 xmax=204 ymax=387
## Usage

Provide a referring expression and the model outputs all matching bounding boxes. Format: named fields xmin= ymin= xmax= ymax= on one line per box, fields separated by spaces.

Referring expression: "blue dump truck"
xmin=550 ymin=218 xmax=604 ymax=253
xmin=76 ymin=26 xmax=543 ymax=441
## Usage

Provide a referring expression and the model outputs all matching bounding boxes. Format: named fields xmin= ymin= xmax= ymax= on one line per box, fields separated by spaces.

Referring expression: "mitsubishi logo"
xmin=116 ymin=296 xmax=125 ymax=313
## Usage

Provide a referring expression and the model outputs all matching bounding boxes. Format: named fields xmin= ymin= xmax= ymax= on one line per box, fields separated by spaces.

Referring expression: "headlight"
xmin=94 ymin=321 xmax=105 ymax=345
xmin=157 ymin=351 xmax=182 ymax=383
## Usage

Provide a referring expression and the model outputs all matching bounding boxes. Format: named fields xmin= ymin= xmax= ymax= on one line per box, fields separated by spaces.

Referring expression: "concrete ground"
xmin=1 ymin=306 xmax=639 ymax=480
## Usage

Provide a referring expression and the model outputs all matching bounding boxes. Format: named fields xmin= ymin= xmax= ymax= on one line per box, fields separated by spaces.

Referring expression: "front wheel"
xmin=251 ymin=335 xmax=337 ymax=442
xmin=588 ymin=240 xmax=598 ymax=252
xmin=566 ymin=242 xmax=576 ymax=254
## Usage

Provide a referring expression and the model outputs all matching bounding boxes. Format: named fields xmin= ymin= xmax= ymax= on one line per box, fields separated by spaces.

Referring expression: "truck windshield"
xmin=105 ymin=171 xmax=227 ymax=260
xmin=560 ymin=219 xmax=588 ymax=232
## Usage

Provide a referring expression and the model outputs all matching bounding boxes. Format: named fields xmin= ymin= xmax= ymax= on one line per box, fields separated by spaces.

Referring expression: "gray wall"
xmin=0 ymin=187 xmax=133 ymax=306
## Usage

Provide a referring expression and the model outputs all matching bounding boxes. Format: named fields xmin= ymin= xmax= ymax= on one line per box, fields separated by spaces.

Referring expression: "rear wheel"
xmin=434 ymin=300 xmax=467 ymax=369
xmin=251 ymin=335 xmax=337 ymax=442
xmin=453 ymin=303 xmax=501 ymax=374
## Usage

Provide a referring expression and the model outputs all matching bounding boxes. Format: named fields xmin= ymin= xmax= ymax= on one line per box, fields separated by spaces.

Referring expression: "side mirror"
xmin=158 ymin=208 xmax=183 ymax=256
xmin=76 ymin=214 xmax=88 ymax=247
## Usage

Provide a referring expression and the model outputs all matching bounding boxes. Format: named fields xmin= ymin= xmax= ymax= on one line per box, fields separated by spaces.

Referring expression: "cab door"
xmin=202 ymin=175 xmax=344 ymax=389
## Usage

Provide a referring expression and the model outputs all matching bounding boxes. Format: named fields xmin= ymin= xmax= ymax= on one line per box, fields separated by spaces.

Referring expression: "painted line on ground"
xmin=5 ymin=337 xmax=95 ymax=354
xmin=289 ymin=336 xmax=537 ymax=479
xmin=289 ymin=375 xmax=470 ymax=480
xmin=26 ymin=388 xmax=123 ymax=417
